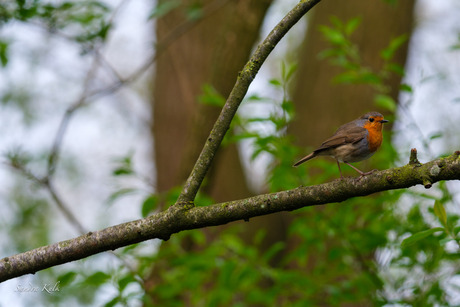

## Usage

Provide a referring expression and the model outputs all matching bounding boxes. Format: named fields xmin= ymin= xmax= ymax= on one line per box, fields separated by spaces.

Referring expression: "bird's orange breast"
xmin=364 ymin=124 xmax=383 ymax=152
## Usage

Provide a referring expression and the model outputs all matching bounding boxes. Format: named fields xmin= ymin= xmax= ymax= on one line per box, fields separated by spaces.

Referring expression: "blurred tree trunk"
xmin=146 ymin=0 xmax=273 ymax=302
xmin=290 ymin=0 xmax=415 ymax=144
xmin=152 ymin=0 xmax=272 ymax=201
xmin=147 ymin=0 xmax=415 ymax=304
xmin=287 ymin=0 xmax=415 ymax=304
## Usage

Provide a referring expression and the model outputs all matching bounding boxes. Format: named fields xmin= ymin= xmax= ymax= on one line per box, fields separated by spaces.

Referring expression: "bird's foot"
xmin=362 ymin=169 xmax=377 ymax=176
xmin=357 ymin=169 xmax=378 ymax=180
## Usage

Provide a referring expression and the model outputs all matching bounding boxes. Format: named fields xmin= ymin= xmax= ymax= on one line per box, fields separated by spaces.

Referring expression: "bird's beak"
xmin=380 ymin=119 xmax=389 ymax=123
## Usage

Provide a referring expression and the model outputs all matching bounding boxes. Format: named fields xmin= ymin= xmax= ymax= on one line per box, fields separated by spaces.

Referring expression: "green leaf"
xmin=0 ymin=40 xmax=9 ymax=67
xmin=244 ymin=94 xmax=267 ymax=103
xmin=282 ymin=62 xmax=298 ymax=83
xmin=186 ymin=3 xmax=203 ymax=21
xmin=198 ymin=84 xmax=225 ymax=107
xmin=319 ymin=25 xmax=346 ymax=45
xmin=253 ymin=229 xmax=266 ymax=246
xmin=84 ymin=271 xmax=111 ymax=286
xmin=429 ymin=132 xmax=443 ymax=140
xmin=57 ymin=271 xmax=77 ymax=287
xmin=401 ymin=227 xmax=444 ymax=248
xmin=333 ymin=70 xmax=382 ymax=85
xmin=104 ymin=296 xmax=121 ymax=307
xmin=269 ymin=78 xmax=282 ymax=87
xmin=112 ymin=153 xmax=133 ymax=176
xmin=329 ymin=16 xmax=344 ymax=29
xmin=247 ymin=117 xmax=273 ymax=123
xmin=262 ymin=241 xmax=285 ymax=263
xmin=380 ymin=34 xmax=408 ymax=61
xmin=118 ymin=274 xmax=137 ymax=291
xmin=400 ymin=83 xmax=413 ymax=93
xmin=113 ymin=167 xmax=133 ymax=176
xmin=107 ymin=188 xmax=138 ymax=205
xmin=344 ymin=17 xmax=361 ymax=36
xmin=141 ymin=195 xmax=158 ymax=217
xmin=374 ymin=94 xmax=396 ymax=112
xmin=439 ymin=238 xmax=454 ymax=246
xmin=148 ymin=0 xmax=181 ymax=20
xmin=434 ymin=200 xmax=447 ymax=226
xmin=281 ymin=99 xmax=295 ymax=118
xmin=386 ymin=62 xmax=405 ymax=76
xmin=317 ymin=48 xmax=343 ymax=60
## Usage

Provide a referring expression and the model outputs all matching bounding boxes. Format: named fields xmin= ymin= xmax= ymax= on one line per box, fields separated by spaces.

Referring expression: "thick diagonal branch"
xmin=176 ymin=0 xmax=322 ymax=203
xmin=1 ymin=152 xmax=459 ymax=282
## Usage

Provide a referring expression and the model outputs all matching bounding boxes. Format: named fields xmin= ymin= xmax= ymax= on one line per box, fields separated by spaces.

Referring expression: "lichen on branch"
xmin=1 ymin=151 xmax=459 ymax=282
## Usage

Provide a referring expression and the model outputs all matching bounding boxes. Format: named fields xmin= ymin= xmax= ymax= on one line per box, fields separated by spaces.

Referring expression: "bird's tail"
xmin=293 ymin=152 xmax=316 ymax=167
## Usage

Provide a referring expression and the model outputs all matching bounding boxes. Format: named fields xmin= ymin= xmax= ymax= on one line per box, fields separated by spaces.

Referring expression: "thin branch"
xmin=1 ymin=151 xmax=459 ymax=282
xmin=45 ymin=180 xmax=88 ymax=234
xmin=83 ymin=0 xmax=232 ymax=101
xmin=41 ymin=0 xmax=231 ymax=231
xmin=6 ymin=158 xmax=146 ymax=286
xmin=3 ymin=0 xmax=233 ymax=287
xmin=176 ymin=0 xmax=323 ymax=203
xmin=6 ymin=160 xmax=87 ymax=234
xmin=46 ymin=0 xmax=128 ymax=176
xmin=47 ymin=54 xmax=100 ymax=177
xmin=45 ymin=0 xmax=232 ymax=180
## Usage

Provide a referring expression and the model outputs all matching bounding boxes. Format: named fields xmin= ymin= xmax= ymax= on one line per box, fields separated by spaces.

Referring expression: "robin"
xmin=293 ymin=111 xmax=389 ymax=178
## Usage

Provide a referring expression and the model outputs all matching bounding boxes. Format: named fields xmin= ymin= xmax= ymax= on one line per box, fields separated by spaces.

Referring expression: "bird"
xmin=293 ymin=111 xmax=389 ymax=178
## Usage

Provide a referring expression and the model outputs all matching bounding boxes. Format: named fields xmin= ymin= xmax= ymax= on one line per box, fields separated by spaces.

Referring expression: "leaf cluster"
xmin=1 ymin=1 xmax=111 ymax=55
xmin=319 ymin=16 xmax=411 ymax=113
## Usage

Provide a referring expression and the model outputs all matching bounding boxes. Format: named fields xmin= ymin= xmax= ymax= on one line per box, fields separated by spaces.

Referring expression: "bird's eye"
xmin=369 ymin=117 xmax=375 ymax=122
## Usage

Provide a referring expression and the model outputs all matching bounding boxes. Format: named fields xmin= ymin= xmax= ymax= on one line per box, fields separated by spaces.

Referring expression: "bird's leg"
xmin=336 ymin=159 xmax=343 ymax=178
xmin=344 ymin=162 xmax=376 ymax=177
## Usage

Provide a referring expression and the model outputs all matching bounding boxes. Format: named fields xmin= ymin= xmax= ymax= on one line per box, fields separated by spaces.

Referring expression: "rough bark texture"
xmin=1 ymin=151 xmax=459 ymax=282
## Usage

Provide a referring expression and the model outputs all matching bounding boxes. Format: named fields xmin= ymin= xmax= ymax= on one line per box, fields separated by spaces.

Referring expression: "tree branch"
xmin=46 ymin=0 xmax=232 ymax=179
xmin=1 ymin=151 xmax=459 ymax=282
xmin=176 ymin=0 xmax=322 ymax=203
xmin=27 ymin=0 xmax=234 ymax=236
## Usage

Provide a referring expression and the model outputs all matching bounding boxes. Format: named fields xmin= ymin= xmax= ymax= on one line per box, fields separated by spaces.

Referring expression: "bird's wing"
xmin=315 ymin=126 xmax=367 ymax=152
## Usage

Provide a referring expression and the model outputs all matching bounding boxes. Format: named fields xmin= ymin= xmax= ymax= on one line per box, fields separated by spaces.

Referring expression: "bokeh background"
xmin=0 ymin=0 xmax=460 ymax=305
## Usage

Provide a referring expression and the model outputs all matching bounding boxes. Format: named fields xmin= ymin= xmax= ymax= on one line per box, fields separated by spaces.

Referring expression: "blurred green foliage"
xmin=1 ymin=0 xmax=111 ymax=52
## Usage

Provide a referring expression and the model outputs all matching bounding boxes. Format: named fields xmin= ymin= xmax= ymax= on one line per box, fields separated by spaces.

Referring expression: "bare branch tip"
xmin=422 ymin=176 xmax=432 ymax=189
xmin=409 ymin=148 xmax=421 ymax=166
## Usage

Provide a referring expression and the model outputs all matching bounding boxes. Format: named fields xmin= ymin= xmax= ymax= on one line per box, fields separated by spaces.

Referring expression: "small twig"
xmin=84 ymin=0 xmax=232 ymax=101
xmin=47 ymin=52 xmax=100 ymax=177
xmin=400 ymin=102 xmax=460 ymax=203
xmin=409 ymin=148 xmax=421 ymax=165
xmin=45 ymin=180 xmax=87 ymax=234
xmin=6 ymin=160 xmax=146 ymax=284
xmin=6 ymin=161 xmax=86 ymax=234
